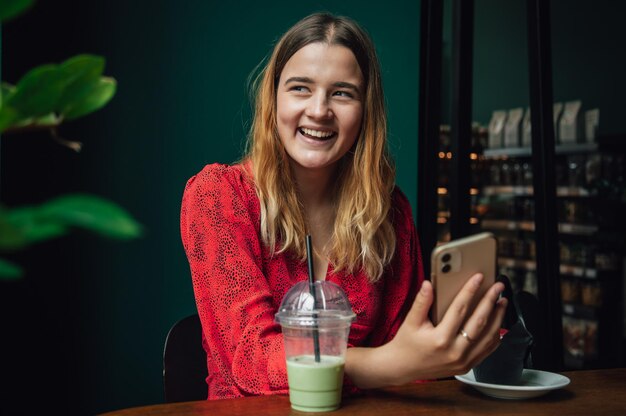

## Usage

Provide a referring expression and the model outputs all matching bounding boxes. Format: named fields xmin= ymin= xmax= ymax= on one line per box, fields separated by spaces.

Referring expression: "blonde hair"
xmin=245 ymin=13 xmax=396 ymax=282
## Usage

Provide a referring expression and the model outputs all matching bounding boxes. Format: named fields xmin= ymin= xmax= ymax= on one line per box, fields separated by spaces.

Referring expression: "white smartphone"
xmin=430 ymin=232 xmax=497 ymax=325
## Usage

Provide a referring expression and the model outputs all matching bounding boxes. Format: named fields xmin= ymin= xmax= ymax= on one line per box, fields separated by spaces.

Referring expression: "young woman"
xmin=180 ymin=12 xmax=507 ymax=399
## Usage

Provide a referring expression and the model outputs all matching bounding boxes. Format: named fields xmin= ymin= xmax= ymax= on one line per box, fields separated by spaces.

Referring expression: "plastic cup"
xmin=275 ymin=280 xmax=355 ymax=412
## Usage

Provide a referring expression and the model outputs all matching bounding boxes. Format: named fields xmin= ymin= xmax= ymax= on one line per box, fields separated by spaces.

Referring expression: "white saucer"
xmin=455 ymin=369 xmax=571 ymax=400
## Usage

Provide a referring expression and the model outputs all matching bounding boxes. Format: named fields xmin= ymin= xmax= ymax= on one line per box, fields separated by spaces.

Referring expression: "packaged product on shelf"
xmin=470 ymin=122 xmax=482 ymax=150
xmin=584 ymin=108 xmax=599 ymax=143
xmin=527 ymin=239 xmax=536 ymax=260
xmin=580 ymin=244 xmax=595 ymax=268
xmin=511 ymin=161 xmax=523 ymax=186
xmin=585 ymin=154 xmax=601 ymax=188
xmin=500 ymin=160 xmax=513 ymax=185
xmin=560 ymin=241 xmax=572 ymax=264
xmin=569 ymin=243 xmax=594 ymax=267
xmin=522 ymin=107 xmax=532 ymax=147
xmin=553 ymin=102 xmax=564 ymax=142
xmin=522 ymin=162 xmax=533 ymax=186
xmin=488 ymin=160 xmax=501 ymax=185
xmin=581 ymin=281 xmax=603 ymax=307
xmin=562 ymin=200 xmax=583 ymax=223
xmin=559 ymin=100 xmax=583 ymax=144
xmin=561 ymin=277 xmax=581 ymax=304
xmin=488 ymin=110 xmax=507 ymax=148
xmin=563 ymin=317 xmax=599 ymax=363
xmin=562 ymin=316 xmax=585 ymax=359
xmin=583 ymin=319 xmax=599 ymax=359
xmin=521 ymin=198 xmax=534 ymax=220
xmin=594 ymin=249 xmax=620 ymax=271
xmin=567 ymin=154 xmax=587 ymax=188
xmin=504 ymin=107 xmax=524 ymax=148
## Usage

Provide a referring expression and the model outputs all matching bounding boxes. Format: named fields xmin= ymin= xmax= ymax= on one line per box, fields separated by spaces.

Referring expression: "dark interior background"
xmin=1 ymin=0 xmax=624 ymax=415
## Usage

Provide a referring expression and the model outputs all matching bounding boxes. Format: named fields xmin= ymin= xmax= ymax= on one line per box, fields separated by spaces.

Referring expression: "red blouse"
xmin=180 ymin=163 xmax=424 ymax=399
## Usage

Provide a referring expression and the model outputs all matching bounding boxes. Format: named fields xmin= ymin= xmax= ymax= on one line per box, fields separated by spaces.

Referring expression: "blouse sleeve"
xmin=370 ymin=188 xmax=425 ymax=347
xmin=180 ymin=164 xmax=288 ymax=398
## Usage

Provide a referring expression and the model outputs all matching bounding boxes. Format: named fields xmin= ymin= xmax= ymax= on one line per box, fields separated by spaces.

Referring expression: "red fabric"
xmin=180 ymin=163 xmax=424 ymax=399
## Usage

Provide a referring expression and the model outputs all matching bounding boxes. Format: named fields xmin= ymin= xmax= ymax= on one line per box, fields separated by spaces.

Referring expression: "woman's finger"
xmin=403 ymin=280 xmax=434 ymax=327
xmin=460 ymin=297 xmax=508 ymax=369
xmin=458 ymin=281 xmax=505 ymax=343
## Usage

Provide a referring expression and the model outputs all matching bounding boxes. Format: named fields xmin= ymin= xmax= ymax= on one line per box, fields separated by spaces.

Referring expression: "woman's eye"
xmin=290 ymin=85 xmax=309 ymax=93
xmin=333 ymin=90 xmax=354 ymax=98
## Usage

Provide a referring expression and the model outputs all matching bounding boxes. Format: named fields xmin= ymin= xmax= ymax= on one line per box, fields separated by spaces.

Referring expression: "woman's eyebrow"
xmin=284 ymin=77 xmax=360 ymax=92
xmin=333 ymin=81 xmax=360 ymax=92
xmin=284 ymin=76 xmax=314 ymax=85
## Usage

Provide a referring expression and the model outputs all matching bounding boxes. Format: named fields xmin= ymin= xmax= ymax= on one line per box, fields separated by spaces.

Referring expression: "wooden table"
xmin=101 ymin=368 xmax=625 ymax=415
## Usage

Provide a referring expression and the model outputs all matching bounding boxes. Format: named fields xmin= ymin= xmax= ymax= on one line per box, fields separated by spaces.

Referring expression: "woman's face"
xmin=276 ymin=42 xmax=364 ymax=177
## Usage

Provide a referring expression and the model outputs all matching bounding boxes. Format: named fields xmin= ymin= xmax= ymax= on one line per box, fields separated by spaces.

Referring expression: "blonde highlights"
xmin=246 ymin=13 xmax=396 ymax=281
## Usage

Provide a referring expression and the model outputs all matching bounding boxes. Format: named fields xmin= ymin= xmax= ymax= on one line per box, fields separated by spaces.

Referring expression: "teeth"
xmin=301 ymin=128 xmax=334 ymax=138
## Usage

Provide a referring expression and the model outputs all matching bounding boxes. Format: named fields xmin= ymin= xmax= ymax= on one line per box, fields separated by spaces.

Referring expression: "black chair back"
xmin=163 ymin=314 xmax=208 ymax=402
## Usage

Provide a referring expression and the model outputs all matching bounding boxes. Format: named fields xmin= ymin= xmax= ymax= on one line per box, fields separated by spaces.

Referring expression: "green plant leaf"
xmin=0 ymin=208 xmax=26 ymax=249
xmin=39 ymin=194 xmax=142 ymax=239
xmin=63 ymin=77 xmax=116 ymax=120
xmin=5 ymin=206 xmax=68 ymax=247
xmin=0 ymin=257 xmax=23 ymax=280
xmin=57 ymin=55 xmax=105 ymax=114
xmin=33 ymin=112 xmax=61 ymax=127
xmin=0 ymin=0 xmax=34 ymax=23
xmin=4 ymin=64 xmax=66 ymax=117
xmin=0 ymin=106 xmax=20 ymax=132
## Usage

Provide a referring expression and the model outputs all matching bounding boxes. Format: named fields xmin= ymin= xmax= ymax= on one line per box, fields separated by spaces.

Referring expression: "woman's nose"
xmin=305 ymin=93 xmax=333 ymax=119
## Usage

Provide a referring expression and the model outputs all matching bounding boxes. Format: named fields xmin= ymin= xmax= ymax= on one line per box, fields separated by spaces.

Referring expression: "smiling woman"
xmin=180 ymin=12 xmax=506 ymax=402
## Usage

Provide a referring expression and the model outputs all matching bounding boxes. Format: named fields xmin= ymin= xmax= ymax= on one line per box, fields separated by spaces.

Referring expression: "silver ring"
xmin=460 ymin=328 xmax=473 ymax=343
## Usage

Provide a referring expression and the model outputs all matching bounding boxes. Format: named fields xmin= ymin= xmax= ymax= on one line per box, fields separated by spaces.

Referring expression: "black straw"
xmin=306 ymin=235 xmax=321 ymax=363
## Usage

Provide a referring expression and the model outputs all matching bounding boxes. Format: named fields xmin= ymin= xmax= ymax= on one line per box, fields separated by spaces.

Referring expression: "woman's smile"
xmin=299 ymin=127 xmax=337 ymax=140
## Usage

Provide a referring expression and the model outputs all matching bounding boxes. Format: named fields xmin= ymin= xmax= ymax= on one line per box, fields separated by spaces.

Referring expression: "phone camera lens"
xmin=442 ymin=253 xmax=451 ymax=263
xmin=442 ymin=264 xmax=451 ymax=273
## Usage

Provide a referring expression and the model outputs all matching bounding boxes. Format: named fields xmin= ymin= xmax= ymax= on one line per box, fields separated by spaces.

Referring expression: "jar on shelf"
xmin=501 ymin=160 xmax=512 ymax=186
xmin=581 ymin=281 xmax=602 ymax=307
xmin=522 ymin=162 xmax=533 ymax=186
xmin=560 ymin=241 xmax=572 ymax=264
xmin=567 ymin=155 xmax=587 ymax=188
xmin=562 ymin=316 xmax=584 ymax=359
xmin=583 ymin=319 xmax=599 ymax=359
xmin=489 ymin=160 xmax=501 ymax=186
xmin=512 ymin=161 xmax=523 ymax=186
xmin=563 ymin=199 xmax=591 ymax=224
xmin=594 ymin=249 xmax=620 ymax=271
xmin=585 ymin=154 xmax=601 ymax=188
xmin=561 ymin=277 xmax=581 ymax=303
xmin=521 ymin=198 xmax=534 ymax=220
xmin=528 ymin=239 xmax=536 ymax=260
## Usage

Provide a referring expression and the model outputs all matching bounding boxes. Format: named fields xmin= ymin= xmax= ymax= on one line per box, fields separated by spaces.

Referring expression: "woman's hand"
xmin=345 ymin=273 xmax=507 ymax=388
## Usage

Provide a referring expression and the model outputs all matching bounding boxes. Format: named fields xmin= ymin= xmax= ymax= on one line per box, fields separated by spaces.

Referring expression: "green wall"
xmin=1 ymin=1 xmax=420 ymax=414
